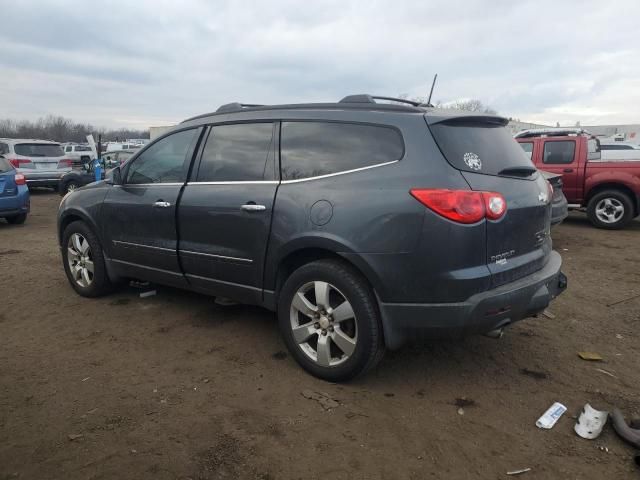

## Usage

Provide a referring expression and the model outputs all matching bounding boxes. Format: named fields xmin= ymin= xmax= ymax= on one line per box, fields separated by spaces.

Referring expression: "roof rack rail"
xmin=514 ymin=127 xmax=593 ymax=139
xmin=215 ymin=102 xmax=264 ymax=113
xmin=339 ymin=94 xmax=425 ymax=107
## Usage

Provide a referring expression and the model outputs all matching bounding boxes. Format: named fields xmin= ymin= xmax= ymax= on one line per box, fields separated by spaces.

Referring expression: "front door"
xmin=101 ymin=128 xmax=202 ymax=287
xmin=178 ymin=122 xmax=279 ymax=304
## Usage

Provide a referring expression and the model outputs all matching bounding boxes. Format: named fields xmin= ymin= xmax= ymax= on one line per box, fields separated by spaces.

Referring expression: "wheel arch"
xmin=585 ymin=183 xmax=639 ymax=216
xmin=58 ymin=209 xmax=100 ymax=247
xmin=272 ymin=246 xmax=384 ymax=303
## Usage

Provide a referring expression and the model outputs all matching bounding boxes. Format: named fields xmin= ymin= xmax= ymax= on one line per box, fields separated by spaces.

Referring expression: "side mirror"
xmin=106 ymin=166 xmax=122 ymax=185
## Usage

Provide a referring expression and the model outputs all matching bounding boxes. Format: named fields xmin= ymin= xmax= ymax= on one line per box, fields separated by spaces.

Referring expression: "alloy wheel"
xmin=289 ymin=281 xmax=358 ymax=367
xmin=595 ymin=197 xmax=624 ymax=224
xmin=67 ymin=233 xmax=94 ymax=287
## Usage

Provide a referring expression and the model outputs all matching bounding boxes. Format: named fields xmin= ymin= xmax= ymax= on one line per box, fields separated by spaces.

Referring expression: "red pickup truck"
xmin=515 ymin=128 xmax=640 ymax=229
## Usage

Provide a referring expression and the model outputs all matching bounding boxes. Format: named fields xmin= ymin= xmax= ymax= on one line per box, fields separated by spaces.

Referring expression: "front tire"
xmin=587 ymin=190 xmax=634 ymax=229
xmin=5 ymin=213 xmax=27 ymax=224
xmin=278 ymin=259 xmax=384 ymax=382
xmin=62 ymin=221 xmax=113 ymax=297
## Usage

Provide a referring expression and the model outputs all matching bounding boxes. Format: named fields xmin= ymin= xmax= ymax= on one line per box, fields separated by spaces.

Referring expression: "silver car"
xmin=0 ymin=138 xmax=71 ymax=188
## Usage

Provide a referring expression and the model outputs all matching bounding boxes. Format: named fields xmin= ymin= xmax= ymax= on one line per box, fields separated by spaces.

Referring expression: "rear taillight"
xmin=9 ymin=158 xmax=32 ymax=168
xmin=547 ymin=181 xmax=553 ymax=199
xmin=14 ymin=173 xmax=26 ymax=185
xmin=410 ymin=189 xmax=507 ymax=224
xmin=58 ymin=159 xmax=73 ymax=169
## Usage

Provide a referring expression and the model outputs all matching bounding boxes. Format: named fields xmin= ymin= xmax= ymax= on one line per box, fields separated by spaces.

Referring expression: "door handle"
xmin=153 ymin=201 xmax=171 ymax=208
xmin=241 ymin=204 xmax=266 ymax=212
xmin=563 ymin=168 xmax=574 ymax=173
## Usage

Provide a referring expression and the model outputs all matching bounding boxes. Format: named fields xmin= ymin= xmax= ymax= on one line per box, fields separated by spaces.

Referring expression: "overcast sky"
xmin=1 ymin=0 xmax=639 ymax=129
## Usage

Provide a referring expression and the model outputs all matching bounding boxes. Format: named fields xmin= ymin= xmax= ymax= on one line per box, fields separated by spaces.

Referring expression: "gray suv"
xmin=57 ymin=95 xmax=567 ymax=381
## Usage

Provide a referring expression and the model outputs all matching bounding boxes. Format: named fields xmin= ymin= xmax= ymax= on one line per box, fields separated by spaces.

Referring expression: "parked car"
xmin=541 ymin=171 xmax=568 ymax=226
xmin=515 ymin=128 xmax=640 ymax=229
xmin=62 ymin=143 xmax=95 ymax=169
xmin=599 ymin=142 xmax=640 ymax=162
xmin=0 ymin=155 xmax=30 ymax=224
xmin=59 ymin=150 xmax=139 ymax=194
xmin=0 ymin=138 xmax=72 ymax=189
xmin=102 ymin=149 xmax=136 ymax=169
xmin=58 ymin=95 xmax=567 ymax=381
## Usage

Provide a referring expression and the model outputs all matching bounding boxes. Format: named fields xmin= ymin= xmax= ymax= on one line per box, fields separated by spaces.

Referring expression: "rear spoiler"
xmin=424 ymin=109 xmax=508 ymax=127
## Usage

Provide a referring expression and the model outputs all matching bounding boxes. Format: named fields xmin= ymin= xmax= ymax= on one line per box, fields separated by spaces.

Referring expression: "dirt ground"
xmin=1 ymin=191 xmax=639 ymax=480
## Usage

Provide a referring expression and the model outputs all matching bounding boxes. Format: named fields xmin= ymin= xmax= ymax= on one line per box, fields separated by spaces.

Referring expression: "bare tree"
xmin=434 ymin=99 xmax=497 ymax=114
xmin=397 ymin=94 xmax=497 ymax=114
xmin=0 ymin=115 xmax=149 ymax=143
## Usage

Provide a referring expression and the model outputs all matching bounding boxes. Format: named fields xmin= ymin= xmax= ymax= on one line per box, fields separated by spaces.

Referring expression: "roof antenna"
xmin=426 ymin=73 xmax=438 ymax=107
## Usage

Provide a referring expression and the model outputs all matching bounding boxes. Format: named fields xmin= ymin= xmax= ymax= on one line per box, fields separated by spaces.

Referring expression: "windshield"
xmin=430 ymin=121 xmax=535 ymax=176
xmin=15 ymin=143 xmax=64 ymax=157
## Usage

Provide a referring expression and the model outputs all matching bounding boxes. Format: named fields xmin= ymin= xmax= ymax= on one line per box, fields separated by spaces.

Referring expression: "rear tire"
xmin=587 ymin=190 xmax=634 ymax=229
xmin=60 ymin=180 xmax=80 ymax=195
xmin=62 ymin=221 xmax=113 ymax=297
xmin=278 ymin=259 xmax=384 ymax=382
xmin=6 ymin=213 xmax=27 ymax=225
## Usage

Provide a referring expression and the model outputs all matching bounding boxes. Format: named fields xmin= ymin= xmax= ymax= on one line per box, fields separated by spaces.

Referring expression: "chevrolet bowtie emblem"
xmin=539 ymin=192 xmax=548 ymax=203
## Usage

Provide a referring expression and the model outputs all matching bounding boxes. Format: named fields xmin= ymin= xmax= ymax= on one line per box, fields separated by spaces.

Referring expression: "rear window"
xmin=430 ymin=121 xmax=534 ymax=176
xmin=75 ymin=146 xmax=92 ymax=152
xmin=197 ymin=123 xmax=275 ymax=182
xmin=0 ymin=157 xmax=14 ymax=173
xmin=543 ymin=141 xmax=575 ymax=164
xmin=14 ymin=143 xmax=64 ymax=157
xmin=281 ymin=122 xmax=404 ymax=180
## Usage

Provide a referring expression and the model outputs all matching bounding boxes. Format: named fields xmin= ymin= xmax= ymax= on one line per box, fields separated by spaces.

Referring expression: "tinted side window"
xmin=280 ymin=122 xmax=404 ymax=180
xmin=602 ymin=144 xmax=631 ymax=150
xmin=543 ymin=141 xmax=575 ymax=164
xmin=519 ymin=142 xmax=534 ymax=159
xmin=126 ymin=129 xmax=197 ymax=184
xmin=0 ymin=143 xmax=9 ymax=155
xmin=197 ymin=123 xmax=275 ymax=182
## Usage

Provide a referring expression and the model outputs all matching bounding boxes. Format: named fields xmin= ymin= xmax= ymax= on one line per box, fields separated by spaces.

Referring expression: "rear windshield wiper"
xmin=497 ymin=166 xmax=537 ymax=177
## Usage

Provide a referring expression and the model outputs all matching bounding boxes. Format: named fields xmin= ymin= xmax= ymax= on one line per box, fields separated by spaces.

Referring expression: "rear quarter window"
xmin=280 ymin=122 xmax=404 ymax=181
xmin=430 ymin=121 xmax=534 ymax=175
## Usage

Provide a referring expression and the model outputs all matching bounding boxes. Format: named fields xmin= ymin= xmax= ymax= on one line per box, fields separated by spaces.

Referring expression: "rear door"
xmin=539 ymin=138 xmax=580 ymax=201
xmin=101 ymin=128 xmax=202 ymax=287
xmin=177 ymin=122 xmax=279 ymax=304
xmin=427 ymin=116 xmax=552 ymax=287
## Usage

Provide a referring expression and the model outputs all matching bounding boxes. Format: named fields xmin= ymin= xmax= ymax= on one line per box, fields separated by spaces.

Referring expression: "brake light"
xmin=547 ymin=180 xmax=554 ymax=198
xmin=8 ymin=158 xmax=32 ymax=168
xmin=410 ymin=189 xmax=507 ymax=224
xmin=58 ymin=159 xmax=73 ymax=169
xmin=14 ymin=173 xmax=26 ymax=185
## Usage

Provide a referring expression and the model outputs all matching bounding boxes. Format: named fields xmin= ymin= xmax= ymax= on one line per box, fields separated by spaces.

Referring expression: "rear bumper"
xmin=22 ymin=171 xmax=67 ymax=186
xmin=379 ymin=251 xmax=566 ymax=349
xmin=0 ymin=187 xmax=30 ymax=217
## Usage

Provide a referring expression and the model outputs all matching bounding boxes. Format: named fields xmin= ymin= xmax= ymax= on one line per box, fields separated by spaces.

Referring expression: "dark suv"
xmin=57 ymin=95 xmax=567 ymax=381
